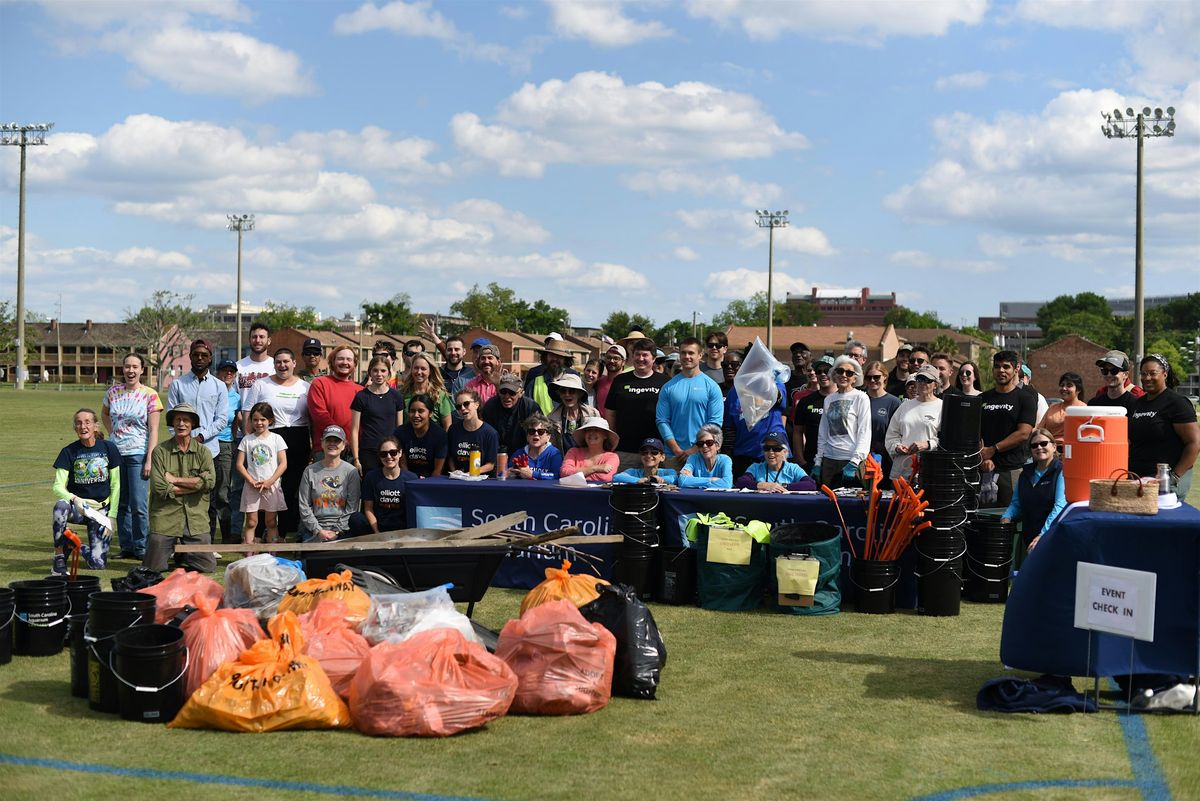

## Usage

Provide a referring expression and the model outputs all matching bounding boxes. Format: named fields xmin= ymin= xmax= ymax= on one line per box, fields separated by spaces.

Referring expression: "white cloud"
xmin=406 ymin=249 xmax=649 ymax=292
xmin=447 ymin=199 xmax=550 ymax=244
xmin=686 ymin=0 xmax=987 ymax=45
xmin=288 ymin=127 xmax=447 ymax=175
xmin=674 ymin=246 xmax=699 ymax=261
xmin=771 ymin=226 xmax=836 ymax=256
xmin=546 ymin=0 xmax=673 ymax=47
xmin=889 ymin=250 xmax=933 ymax=267
xmin=622 ymin=169 xmax=783 ymax=205
xmin=333 ymin=1 xmax=527 ymax=68
xmin=113 ymin=247 xmax=193 ymax=269
xmin=38 ymin=0 xmax=251 ymax=28
xmin=935 ymin=71 xmax=992 ymax=91
xmin=453 ymin=71 xmax=807 ymax=175
xmin=704 ymin=269 xmax=810 ymax=300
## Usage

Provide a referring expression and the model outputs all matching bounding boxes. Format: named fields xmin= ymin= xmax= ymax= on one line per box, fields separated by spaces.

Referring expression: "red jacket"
xmin=307 ymin=375 xmax=361 ymax=452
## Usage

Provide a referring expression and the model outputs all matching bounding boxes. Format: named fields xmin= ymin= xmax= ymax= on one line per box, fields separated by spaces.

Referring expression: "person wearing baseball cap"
xmin=784 ymin=341 xmax=811 ymax=405
xmin=612 ymin=437 xmax=678 ymax=486
xmin=1091 ymin=349 xmax=1144 ymax=413
xmin=297 ymin=424 xmax=360 ymax=542
xmin=734 ymin=430 xmax=815 ymax=492
xmin=1019 ymin=363 xmax=1049 ymax=424
xmin=593 ymin=342 xmax=627 ymax=412
xmin=883 ymin=365 xmax=944 ymax=482
xmin=144 ymin=403 xmax=217 ymax=574
xmin=465 ymin=343 xmax=504 ymax=405
xmin=297 ymin=338 xmax=325 ymax=382
xmin=165 ymin=338 xmax=228 ymax=462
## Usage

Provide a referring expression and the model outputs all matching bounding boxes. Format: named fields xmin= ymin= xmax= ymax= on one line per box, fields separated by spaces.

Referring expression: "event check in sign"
xmin=1073 ymin=562 xmax=1156 ymax=641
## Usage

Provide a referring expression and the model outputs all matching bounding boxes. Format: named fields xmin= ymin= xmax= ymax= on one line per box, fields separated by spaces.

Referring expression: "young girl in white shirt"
xmin=236 ymin=402 xmax=288 ymax=545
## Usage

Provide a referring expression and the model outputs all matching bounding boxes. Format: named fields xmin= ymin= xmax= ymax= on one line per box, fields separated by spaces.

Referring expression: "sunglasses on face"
xmin=866 ymin=374 xmax=883 ymax=381
xmin=706 ymin=342 xmax=723 ymax=349
xmin=763 ymin=445 xmax=785 ymax=453
xmin=915 ymin=375 xmax=935 ymax=384
xmin=499 ymin=389 xmax=517 ymax=397
xmin=379 ymin=449 xmax=401 ymax=458
xmin=1030 ymin=440 xmax=1053 ymax=450
xmin=814 ymin=369 xmax=830 ymax=377
xmin=527 ymin=428 xmax=548 ymax=436
xmin=639 ymin=448 xmax=662 ymax=456
xmin=910 ymin=358 xmax=927 ymax=365
xmin=1099 ymin=367 xmax=1121 ymax=376
xmin=833 ymin=368 xmax=856 ymax=377
xmin=696 ymin=440 xmax=717 ymax=448
xmin=455 ymin=401 xmax=473 ymax=409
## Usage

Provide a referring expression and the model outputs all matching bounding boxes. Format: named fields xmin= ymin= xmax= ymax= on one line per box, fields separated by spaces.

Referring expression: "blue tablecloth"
xmin=999 ymin=504 xmax=1200 ymax=677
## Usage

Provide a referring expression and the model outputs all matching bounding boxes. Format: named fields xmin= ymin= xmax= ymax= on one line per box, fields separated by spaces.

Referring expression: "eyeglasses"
xmin=866 ymin=374 xmax=883 ymax=381
xmin=706 ymin=342 xmax=723 ymax=349
xmin=814 ymin=368 xmax=830 ymax=376
xmin=833 ymin=368 xmax=856 ymax=377
xmin=910 ymin=358 xmax=927 ymax=365
xmin=914 ymin=375 xmax=935 ymax=384
xmin=379 ymin=449 xmax=401 ymax=458
xmin=696 ymin=440 xmax=717 ymax=448
xmin=763 ymin=445 xmax=785 ymax=453
xmin=527 ymin=428 xmax=548 ymax=436
xmin=1030 ymin=440 xmax=1053 ymax=450
xmin=499 ymin=389 xmax=517 ymax=397
xmin=455 ymin=401 xmax=473 ymax=409
xmin=1099 ymin=367 xmax=1122 ymax=376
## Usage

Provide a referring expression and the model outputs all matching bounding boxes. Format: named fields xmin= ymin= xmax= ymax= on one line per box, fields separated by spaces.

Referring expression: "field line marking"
xmin=1118 ymin=710 xmax=1172 ymax=801
xmin=0 ymin=754 xmax=505 ymax=801
xmin=0 ymin=481 xmax=49 ymax=490
xmin=907 ymin=777 xmax=1138 ymax=800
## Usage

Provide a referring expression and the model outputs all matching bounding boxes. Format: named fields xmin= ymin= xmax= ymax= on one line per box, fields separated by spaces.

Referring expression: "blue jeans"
xmin=118 ymin=453 xmax=149 ymax=556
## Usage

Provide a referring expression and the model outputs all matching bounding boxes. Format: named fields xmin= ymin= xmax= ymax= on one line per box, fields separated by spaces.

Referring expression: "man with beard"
xmin=980 ymin=350 xmax=1037 ymax=508
xmin=297 ymin=338 xmax=326 ymax=381
xmin=605 ymin=338 xmax=669 ymax=472
xmin=784 ymin=342 xmax=811 ymax=410
xmin=655 ymin=337 xmax=724 ymax=467
xmin=440 ymin=335 xmax=475 ymax=399
xmin=232 ymin=322 xmax=273 ymax=540
xmin=791 ymin=356 xmax=835 ymax=469
xmin=482 ymin=373 xmax=539 ymax=476
xmin=527 ymin=339 xmax=579 ymax=414
xmin=166 ymin=339 xmax=228 ymax=465
xmin=593 ymin=343 xmax=626 ymax=412
xmin=931 ymin=352 xmax=957 ymax=396
xmin=1090 ymin=350 xmax=1144 ymax=413
xmin=307 ymin=345 xmax=361 ymax=459
xmin=466 ymin=344 xmax=504 ymax=405
xmin=885 ymin=345 xmax=912 ymax=397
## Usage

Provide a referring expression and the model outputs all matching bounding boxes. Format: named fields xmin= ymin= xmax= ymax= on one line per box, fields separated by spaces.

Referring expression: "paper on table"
xmin=558 ymin=472 xmax=588 ymax=487
xmin=448 ymin=470 xmax=488 ymax=482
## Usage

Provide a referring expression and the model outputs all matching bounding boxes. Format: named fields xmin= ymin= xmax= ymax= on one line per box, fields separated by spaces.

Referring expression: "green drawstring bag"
xmin=768 ymin=523 xmax=842 ymax=616
xmin=686 ymin=513 xmax=771 ymax=612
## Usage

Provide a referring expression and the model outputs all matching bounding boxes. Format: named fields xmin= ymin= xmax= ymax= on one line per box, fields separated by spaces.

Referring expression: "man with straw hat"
xmin=526 ymin=337 xmax=579 ymax=414
xmin=144 ymin=403 xmax=217 ymax=574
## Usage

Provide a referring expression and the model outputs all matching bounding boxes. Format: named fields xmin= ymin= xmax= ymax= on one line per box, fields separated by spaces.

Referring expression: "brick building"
xmin=1024 ymin=335 xmax=1110 ymax=400
xmin=784 ymin=287 xmax=897 ymax=326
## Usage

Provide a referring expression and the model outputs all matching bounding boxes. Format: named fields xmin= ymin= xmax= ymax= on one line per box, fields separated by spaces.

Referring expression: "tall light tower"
xmin=227 ymin=214 xmax=255 ymax=356
xmin=1101 ymin=105 xmax=1176 ymax=364
xmin=1 ymin=122 xmax=54 ymax=390
xmin=755 ymin=209 xmax=788 ymax=352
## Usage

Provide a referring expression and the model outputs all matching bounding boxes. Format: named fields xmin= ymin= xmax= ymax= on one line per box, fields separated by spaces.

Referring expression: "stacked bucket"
xmin=915 ymin=393 xmax=983 ymax=616
xmin=609 ymin=484 xmax=661 ymax=601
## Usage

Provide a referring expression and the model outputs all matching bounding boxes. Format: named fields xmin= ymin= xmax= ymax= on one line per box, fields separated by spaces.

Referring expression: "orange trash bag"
xmin=169 ymin=611 xmax=352 ymax=732
xmin=519 ymin=559 xmax=609 ymax=616
xmin=496 ymin=599 xmax=616 ymax=715
xmin=277 ymin=570 xmax=370 ymax=629
xmin=179 ymin=594 xmax=265 ymax=697
xmin=298 ymin=599 xmax=371 ymax=700
xmin=349 ymin=628 xmax=517 ymax=737
xmin=143 ymin=568 xmax=223 ymax=624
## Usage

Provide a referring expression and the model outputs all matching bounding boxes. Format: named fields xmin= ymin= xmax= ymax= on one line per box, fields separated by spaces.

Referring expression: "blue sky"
xmin=1 ymin=0 xmax=1197 ymax=330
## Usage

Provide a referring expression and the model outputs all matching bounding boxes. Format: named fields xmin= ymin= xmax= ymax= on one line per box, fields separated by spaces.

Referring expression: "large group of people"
xmin=48 ymin=322 xmax=1198 ymax=575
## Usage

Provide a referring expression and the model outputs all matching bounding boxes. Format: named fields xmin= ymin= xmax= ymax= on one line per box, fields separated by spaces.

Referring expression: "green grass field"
xmin=0 ymin=388 xmax=1196 ymax=801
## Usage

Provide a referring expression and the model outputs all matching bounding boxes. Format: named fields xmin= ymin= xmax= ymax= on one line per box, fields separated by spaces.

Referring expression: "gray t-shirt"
xmin=297 ymin=459 xmax=360 ymax=535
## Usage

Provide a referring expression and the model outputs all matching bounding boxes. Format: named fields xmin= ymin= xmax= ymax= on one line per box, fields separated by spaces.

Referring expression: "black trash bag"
xmin=110 ymin=567 xmax=164 ymax=592
xmin=580 ymin=583 xmax=666 ymax=699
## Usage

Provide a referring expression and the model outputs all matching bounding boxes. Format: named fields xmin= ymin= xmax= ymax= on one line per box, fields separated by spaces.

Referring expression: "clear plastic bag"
xmin=733 ymin=337 xmax=791 ymax=429
xmin=359 ymin=585 xmax=479 ymax=645
xmin=222 ymin=554 xmax=306 ymax=620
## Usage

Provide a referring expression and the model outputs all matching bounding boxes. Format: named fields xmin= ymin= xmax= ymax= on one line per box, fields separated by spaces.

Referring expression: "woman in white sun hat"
xmin=560 ymin=416 xmax=620 ymax=483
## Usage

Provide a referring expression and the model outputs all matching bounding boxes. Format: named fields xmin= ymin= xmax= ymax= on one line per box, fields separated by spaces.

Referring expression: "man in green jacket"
xmin=144 ymin=403 xmax=217 ymax=573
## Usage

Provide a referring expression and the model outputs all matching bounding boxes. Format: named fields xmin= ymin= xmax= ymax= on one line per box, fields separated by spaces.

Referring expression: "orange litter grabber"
xmin=820 ymin=485 xmax=857 ymax=560
xmin=62 ymin=528 xmax=82 ymax=579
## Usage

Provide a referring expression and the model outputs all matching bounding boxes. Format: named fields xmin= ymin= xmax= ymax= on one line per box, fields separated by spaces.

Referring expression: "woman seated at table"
xmin=1001 ymin=427 xmax=1066 ymax=553
xmin=613 ymin=437 xmax=678 ymax=486
xmin=394 ymin=393 xmax=447 ymax=478
xmin=349 ymin=436 xmax=417 ymax=535
xmin=678 ymin=424 xmax=734 ymax=488
xmin=733 ymin=430 xmax=816 ymax=492
xmin=560 ymin=416 xmax=620 ymax=483
xmin=506 ymin=414 xmax=563 ymax=480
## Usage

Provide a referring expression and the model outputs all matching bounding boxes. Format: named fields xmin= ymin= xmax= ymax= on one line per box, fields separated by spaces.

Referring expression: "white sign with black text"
xmin=1073 ymin=562 xmax=1156 ymax=642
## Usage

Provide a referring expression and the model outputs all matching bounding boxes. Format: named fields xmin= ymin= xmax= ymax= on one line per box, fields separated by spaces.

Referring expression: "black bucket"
xmin=609 ymin=485 xmax=661 ymax=555
xmin=939 ymin=395 xmax=982 ymax=452
xmin=46 ymin=575 xmax=100 ymax=646
xmin=112 ymin=624 xmax=188 ymax=724
xmin=655 ymin=546 xmax=696 ymax=605
xmin=0 ymin=587 xmax=14 ymax=666
xmin=9 ymin=580 xmax=70 ymax=656
xmin=614 ymin=551 xmax=655 ymax=601
xmin=964 ymin=520 xmax=1015 ymax=603
xmin=851 ymin=559 xmax=900 ymax=614
xmin=87 ymin=591 xmax=156 ymax=713
xmin=915 ymin=537 xmax=964 ymax=617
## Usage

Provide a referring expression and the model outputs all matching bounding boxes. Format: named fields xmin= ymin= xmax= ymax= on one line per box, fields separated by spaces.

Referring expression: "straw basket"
xmin=1089 ymin=470 xmax=1158 ymax=516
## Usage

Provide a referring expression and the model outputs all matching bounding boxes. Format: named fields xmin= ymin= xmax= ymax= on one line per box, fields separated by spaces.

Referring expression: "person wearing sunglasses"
xmin=1090 ymin=350 xmax=1144 ymax=413
xmin=701 ymin=331 xmax=728 ymax=383
xmin=1001 ymin=427 xmax=1066 ymax=554
xmin=734 ymin=431 xmax=815 ymax=493
xmin=863 ymin=360 xmax=901 ymax=485
xmin=613 ymin=438 xmax=678 ymax=486
xmin=884 ymin=365 xmax=944 ymax=481
xmin=349 ymin=436 xmax=417 ymax=535
xmin=791 ymin=356 xmax=835 ymax=469
xmin=813 ymin=356 xmax=871 ymax=489
xmin=980 ymin=350 xmax=1037 ymax=508
xmin=483 ymin=373 xmax=540 ymax=477
xmin=954 ymin=361 xmax=983 ymax=396
xmin=1128 ymin=354 xmax=1198 ymax=499
xmin=548 ymin=372 xmax=600 ymax=452
xmin=394 ymin=394 xmax=447 ymax=478
xmin=447 ymin=390 xmax=498 ymax=476
xmin=677 ymin=424 xmax=733 ymax=488
xmin=505 ymin=414 xmax=563 ymax=481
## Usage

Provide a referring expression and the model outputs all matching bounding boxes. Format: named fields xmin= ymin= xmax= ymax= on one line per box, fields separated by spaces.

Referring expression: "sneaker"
xmin=51 ymin=554 xmax=67 ymax=576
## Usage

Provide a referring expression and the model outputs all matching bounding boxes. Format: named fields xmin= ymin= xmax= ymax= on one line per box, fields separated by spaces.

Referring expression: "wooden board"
xmin=176 ymin=533 xmax=621 ymax=554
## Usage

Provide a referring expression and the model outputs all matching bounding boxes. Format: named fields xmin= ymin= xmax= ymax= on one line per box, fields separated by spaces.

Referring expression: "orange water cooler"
xmin=1062 ymin=406 xmax=1128 ymax=502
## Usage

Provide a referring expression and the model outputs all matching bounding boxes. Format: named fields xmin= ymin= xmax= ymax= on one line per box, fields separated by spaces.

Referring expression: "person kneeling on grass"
xmin=144 ymin=404 xmax=216 ymax=574
xmin=349 ymin=436 xmax=416 ymax=535
xmin=236 ymin=401 xmax=288 ymax=545
xmin=298 ymin=425 xmax=361 ymax=542
xmin=734 ymin=430 xmax=816 ymax=492
xmin=50 ymin=408 xmax=120 ymax=574
xmin=612 ymin=438 xmax=677 ymax=486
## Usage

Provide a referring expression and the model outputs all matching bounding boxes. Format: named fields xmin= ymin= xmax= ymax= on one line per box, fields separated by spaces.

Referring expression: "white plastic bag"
xmin=360 ymin=585 xmax=480 ymax=645
xmin=222 ymin=554 xmax=307 ymax=620
xmin=733 ymin=337 xmax=791 ymax=429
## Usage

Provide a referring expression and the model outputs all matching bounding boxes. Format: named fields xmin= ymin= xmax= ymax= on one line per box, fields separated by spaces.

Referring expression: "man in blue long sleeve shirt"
xmin=166 ymin=339 xmax=228 ymax=460
xmin=655 ymin=338 xmax=724 ymax=465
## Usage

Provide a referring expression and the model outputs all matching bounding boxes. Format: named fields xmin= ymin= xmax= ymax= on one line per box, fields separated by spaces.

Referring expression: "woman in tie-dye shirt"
xmin=102 ymin=353 xmax=163 ymax=559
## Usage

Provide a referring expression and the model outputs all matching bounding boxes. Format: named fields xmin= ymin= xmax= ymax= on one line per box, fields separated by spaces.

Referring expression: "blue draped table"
xmin=999 ymin=504 xmax=1200 ymax=677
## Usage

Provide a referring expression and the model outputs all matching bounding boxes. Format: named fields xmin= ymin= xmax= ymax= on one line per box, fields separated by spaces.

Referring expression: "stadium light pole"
xmin=1 ymin=122 xmax=54 ymax=390
xmin=755 ymin=209 xmax=788 ymax=352
xmin=227 ymin=214 xmax=255 ymax=355
xmin=1101 ymin=105 xmax=1176 ymax=364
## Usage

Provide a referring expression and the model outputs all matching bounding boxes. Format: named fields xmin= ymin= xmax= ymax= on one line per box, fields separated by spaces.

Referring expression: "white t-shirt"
xmin=236 ymin=355 xmax=275 ymax=401
xmin=238 ymin=431 xmax=288 ymax=482
xmin=884 ymin=398 xmax=944 ymax=479
xmin=243 ymin=377 xmax=310 ymax=428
